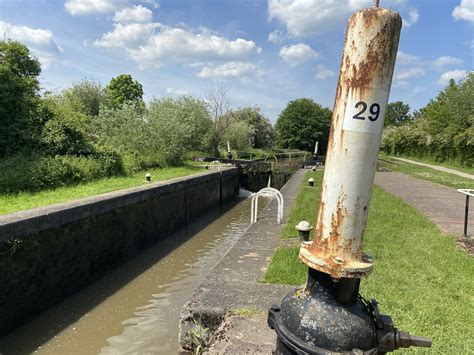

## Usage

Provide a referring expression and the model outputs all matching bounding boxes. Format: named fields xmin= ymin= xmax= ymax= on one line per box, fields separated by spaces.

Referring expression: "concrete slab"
xmin=205 ymin=315 xmax=276 ymax=354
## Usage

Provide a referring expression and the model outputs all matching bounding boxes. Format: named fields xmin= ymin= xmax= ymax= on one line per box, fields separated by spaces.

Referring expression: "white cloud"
xmin=268 ymin=29 xmax=286 ymax=43
xmin=0 ymin=21 xmax=62 ymax=67
xmin=395 ymin=67 xmax=425 ymax=81
xmin=65 ymin=0 xmax=127 ymax=15
xmin=403 ymin=8 xmax=419 ymax=27
xmin=452 ymin=0 xmax=474 ymax=23
xmin=438 ymin=70 xmax=469 ymax=85
xmin=197 ymin=61 xmax=264 ymax=82
xmin=268 ymin=0 xmax=372 ymax=37
xmin=432 ymin=56 xmax=463 ymax=69
xmin=397 ymin=51 xmax=421 ymax=65
xmin=166 ymin=87 xmax=188 ymax=96
xmin=393 ymin=67 xmax=425 ymax=86
xmin=113 ymin=5 xmax=153 ymax=23
xmin=95 ymin=23 xmax=261 ymax=68
xmin=94 ymin=22 xmax=159 ymax=48
xmin=279 ymin=43 xmax=318 ymax=66
xmin=315 ymin=64 xmax=335 ymax=80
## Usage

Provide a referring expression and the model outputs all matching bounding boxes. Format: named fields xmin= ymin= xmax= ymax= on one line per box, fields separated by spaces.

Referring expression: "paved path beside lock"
xmin=374 ymin=172 xmax=473 ymax=238
xmin=390 ymin=157 xmax=474 ymax=180
xmin=179 ymin=169 xmax=307 ymax=354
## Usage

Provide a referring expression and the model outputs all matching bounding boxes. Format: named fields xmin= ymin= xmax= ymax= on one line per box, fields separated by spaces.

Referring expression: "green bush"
xmin=382 ymin=73 xmax=473 ymax=167
xmin=0 ymin=151 xmax=123 ymax=193
xmin=41 ymin=118 xmax=93 ymax=156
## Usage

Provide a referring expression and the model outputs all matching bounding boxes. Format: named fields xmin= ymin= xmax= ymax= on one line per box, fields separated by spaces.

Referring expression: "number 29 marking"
xmin=353 ymin=101 xmax=380 ymax=121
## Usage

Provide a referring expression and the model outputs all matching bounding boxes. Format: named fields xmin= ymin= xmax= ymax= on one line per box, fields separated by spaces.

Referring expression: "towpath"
xmin=179 ymin=169 xmax=307 ymax=354
xmin=390 ymin=157 xmax=474 ymax=180
xmin=374 ymin=172 xmax=473 ymax=239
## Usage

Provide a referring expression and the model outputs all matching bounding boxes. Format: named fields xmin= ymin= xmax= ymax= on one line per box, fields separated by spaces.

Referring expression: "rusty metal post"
xmin=268 ymin=4 xmax=432 ymax=354
xmin=299 ymin=6 xmax=401 ymax=279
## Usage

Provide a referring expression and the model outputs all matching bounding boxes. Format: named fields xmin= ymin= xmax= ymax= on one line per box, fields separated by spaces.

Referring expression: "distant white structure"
xmin=209 ymin=160 xmax=222 ymax=171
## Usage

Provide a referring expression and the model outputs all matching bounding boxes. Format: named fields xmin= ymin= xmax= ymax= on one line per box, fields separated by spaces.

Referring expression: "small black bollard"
xmin=307 ymin=178 xmax=314 ymax=187
xmin=295 ymin=221 xmax=313 ymax=242
xmin=145 ymin=173 xmax=151 ymax=183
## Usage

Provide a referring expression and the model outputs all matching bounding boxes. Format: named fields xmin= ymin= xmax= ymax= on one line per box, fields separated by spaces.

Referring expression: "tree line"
xmin=5 ymin=38 xmax=466 ymax=196
xmin=382 ymin=73 xmax=473 ymax=167
xmin=0 ymin=40 xmax=276 ymax=193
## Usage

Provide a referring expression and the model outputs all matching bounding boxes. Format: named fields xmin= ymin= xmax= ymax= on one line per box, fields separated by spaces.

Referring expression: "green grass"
xmin=381 ymin=153 xmax=474 ymax=175
xmin=378 ymin=157 xmax=474 ymax=190
xmin=0 ymin=165 xmax=204 ymax=215
xmin=264 ymin=171 xmax=474 ymax=353
xmin=262 ymin=246 xmax=308 ymax=285
xmin=280 ymin=171 xmax=323 ymax=239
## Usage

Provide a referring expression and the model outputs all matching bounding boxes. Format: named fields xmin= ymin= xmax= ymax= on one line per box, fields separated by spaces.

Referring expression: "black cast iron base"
xmin=268 ymin=269 xmax=377 ymax=354
xmin=268 ymin=268 xmax=432 ymax=354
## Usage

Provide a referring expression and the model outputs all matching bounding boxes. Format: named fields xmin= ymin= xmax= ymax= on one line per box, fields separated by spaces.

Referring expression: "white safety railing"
xmin=251 ymin=187 xmax=284 ymax=224
xmin=209 ymin=160 xmax=222 ymax=171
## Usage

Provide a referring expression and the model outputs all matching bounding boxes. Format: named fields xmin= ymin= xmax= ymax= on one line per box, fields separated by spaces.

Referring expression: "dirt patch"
xmin=457 ymin=237 xmax=474 ymax=256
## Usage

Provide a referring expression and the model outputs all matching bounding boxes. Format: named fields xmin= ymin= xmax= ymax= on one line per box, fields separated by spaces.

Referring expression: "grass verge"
xmin=264 ymin=171 xmax=474 ymax=353
xmin=280 ymin=170 xmax=323 ymax=239
xmin=381 ymin=153 xmax=474 ymax=176
xmin=378 ymin=156 xmax=473 ymax=190
xmin=0 ymin=165 xmax=203 ymax=215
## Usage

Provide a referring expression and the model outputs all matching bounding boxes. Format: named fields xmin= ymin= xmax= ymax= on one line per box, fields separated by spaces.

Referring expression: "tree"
xmin=61 ymin=79 xmax=106 ymax=117
xmin=275 ymin=98 xmax=332 ymax=153
xmin=384 ymin=101 xmax=411 ymax=127
xmin=382 ymin=73 xmax=474 ymax=166
xmin=148 ymin=96 xmax=212 ymax=153
xmin=105 ymin=74 xmax=144 ymax=109
xmin=0 ymin=40 xmax=42 ymax=157
xmin=220 ymin=114 xmax=253 ymax=151
xmin=230 ymin=107 xmax=276 ymax=148
xmin=96 ymin=103 xmax=149 ymax=170
xmin=206 ymin=83 xmax=232 ymax=155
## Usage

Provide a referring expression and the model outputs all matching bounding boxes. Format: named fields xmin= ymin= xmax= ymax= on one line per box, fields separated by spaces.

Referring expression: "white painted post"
xmin=299 ymin=6 xmax=402 ymax=279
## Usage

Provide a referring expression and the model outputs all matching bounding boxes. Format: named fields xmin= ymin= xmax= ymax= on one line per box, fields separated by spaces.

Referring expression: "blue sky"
xmin=0 ymin=0 xmax=472 ymax=122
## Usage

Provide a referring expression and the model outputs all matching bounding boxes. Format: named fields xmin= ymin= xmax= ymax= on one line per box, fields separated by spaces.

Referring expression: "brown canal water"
xmin=0 ymin=191 xmax=269 ymax=355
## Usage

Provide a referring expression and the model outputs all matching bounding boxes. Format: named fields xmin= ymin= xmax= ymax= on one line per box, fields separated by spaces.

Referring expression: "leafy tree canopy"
xmin=382 ymin=73 xmax=474 ymax=166
xmin=0 ymin=40 xmax=42 ymax=157
xmin=61 ymin=79 xmax=105 ymax=117
xmin=230 ymin=107 xmax=276 ymax=149
xmin=384 ymin=101 xmax=411 ymax=127
xmin=0 ymin=40 xmax=41 ymax=78
xmin=275 ymin=98 xmax=332 ymax=153
xmin=105 ymin=74 xmax=144 ymax=109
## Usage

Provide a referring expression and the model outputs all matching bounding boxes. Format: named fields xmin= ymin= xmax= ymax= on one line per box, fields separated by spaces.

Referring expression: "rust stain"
xmin=342 ymin=9 xmax=402 ymax=89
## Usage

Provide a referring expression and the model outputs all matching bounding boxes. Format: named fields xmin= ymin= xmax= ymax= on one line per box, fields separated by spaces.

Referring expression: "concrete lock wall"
xmin=0 ymin=168 xmax=240 ymax=336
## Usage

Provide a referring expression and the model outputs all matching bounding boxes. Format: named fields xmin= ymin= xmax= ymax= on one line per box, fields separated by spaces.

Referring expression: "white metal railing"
xmin=209 ymin=160 xmax=222 ymax=171
xmin=250 ymin=187 xmax=284 ymax=224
